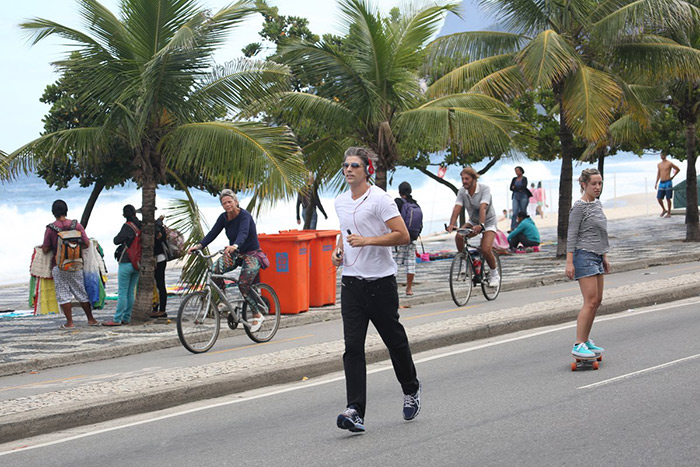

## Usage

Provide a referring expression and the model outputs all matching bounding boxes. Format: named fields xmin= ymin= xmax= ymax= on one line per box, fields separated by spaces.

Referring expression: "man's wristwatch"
xmin=479 ymin=223 xmax=485 ymax=230
xmin=232 ymin=244 xmax=239 ymax=250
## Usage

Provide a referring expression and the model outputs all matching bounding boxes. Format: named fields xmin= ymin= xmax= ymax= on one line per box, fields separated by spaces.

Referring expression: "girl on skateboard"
xmin=565 ymin=169 xmax=609 ymax=359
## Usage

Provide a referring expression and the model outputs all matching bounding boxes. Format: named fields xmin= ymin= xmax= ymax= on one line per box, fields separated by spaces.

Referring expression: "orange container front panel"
xmin=258 ymin=233 xmax=315 ymax=314
xmin=308 ymin=230 xmax=340 ymax=306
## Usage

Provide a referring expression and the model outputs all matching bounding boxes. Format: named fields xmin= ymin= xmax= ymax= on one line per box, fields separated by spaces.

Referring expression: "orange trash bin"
xmin=280 ymin=230 xmax=340 ymax=307
xmin=258 ymin=232 xmax=315 ymax=314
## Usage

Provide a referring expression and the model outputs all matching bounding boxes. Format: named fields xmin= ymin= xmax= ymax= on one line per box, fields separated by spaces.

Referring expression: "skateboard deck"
xmin=571 ymin=354 xmax=602 ymax=371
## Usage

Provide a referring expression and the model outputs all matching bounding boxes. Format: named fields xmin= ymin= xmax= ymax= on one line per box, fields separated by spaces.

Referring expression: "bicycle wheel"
xmin=481 ymin=250 xmax=502 ymax=300
xmin=177 ymin=291 xmax=220 ymax=353
xmin=244 ymin=283 xmax=281 ymax=343
xmin=449 ymin=252 xmax=473 ymax=307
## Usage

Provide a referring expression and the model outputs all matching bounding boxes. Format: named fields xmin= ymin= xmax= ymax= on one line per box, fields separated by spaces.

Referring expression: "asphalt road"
xmin=2 ymin=261 xmax=700 ymax=404
xmin=2 ymin=295 xmax=700 ymax=466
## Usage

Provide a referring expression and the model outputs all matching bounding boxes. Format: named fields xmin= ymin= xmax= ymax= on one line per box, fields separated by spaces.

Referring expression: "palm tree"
xmin=425 ymin=0 xmax=698 ymax=256
xmin=267 ymin=0 xmax=529 ymax=192
xmin=614 ymin=13 xmax=700 ymax=240
xmin=5 ymin=0 xmax=306 ymax=320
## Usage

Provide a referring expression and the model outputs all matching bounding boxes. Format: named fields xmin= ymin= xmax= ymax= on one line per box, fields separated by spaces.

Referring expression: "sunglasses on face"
xmin=342 ymin=162 xmax=363 ymax=169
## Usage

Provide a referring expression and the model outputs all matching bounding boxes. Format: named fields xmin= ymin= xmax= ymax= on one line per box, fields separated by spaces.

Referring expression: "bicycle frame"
xmin=197 ymin=251 xmax=256 ymax=328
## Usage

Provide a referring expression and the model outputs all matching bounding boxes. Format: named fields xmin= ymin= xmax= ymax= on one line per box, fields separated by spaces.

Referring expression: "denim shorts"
xmin=573 ymin=249 xmax=604 ymax=280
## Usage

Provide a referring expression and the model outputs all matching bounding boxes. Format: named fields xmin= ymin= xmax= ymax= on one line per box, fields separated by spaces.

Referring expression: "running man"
xmin=446 ymin=167 xmax=500 ymax=286
xmin=655 ymin=151 xmax=680 ymax=218
xmin=331 ymin=147 xmax=421 ymax=434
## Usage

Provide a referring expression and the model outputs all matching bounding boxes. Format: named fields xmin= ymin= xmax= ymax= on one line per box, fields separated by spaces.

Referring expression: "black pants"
xmin=340 ymin=275 xmax=419 ymax=418
xmin=154 ymin=261 xmax=167 ymax=312
xmin=508 ymin=232 xmax=539 ymax=249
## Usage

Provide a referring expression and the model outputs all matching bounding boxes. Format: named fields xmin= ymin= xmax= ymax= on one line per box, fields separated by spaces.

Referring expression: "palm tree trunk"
xmin=80 ymin=179 xmax=105 ymax=229
xmin=684 ymin=121 xmax=700 ymax=241
xmin=132 ymin=176 xmax=157 ymax=321
xmin=556 ymin=104 xmax=575 ymax=258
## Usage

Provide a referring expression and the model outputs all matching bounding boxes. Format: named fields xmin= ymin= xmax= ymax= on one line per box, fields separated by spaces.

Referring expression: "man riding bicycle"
xmin=446 ymin=167 xmax=500 ymax=287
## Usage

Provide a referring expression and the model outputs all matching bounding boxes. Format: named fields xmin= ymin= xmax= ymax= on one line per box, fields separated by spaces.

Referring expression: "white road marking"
xmin=2 ymin=297 xmax=699 ymax=456
xmin=579 ymin=353 xmax=700 ymax=390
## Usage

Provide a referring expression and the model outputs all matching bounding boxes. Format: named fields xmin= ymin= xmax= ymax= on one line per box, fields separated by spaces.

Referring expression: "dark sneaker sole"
xmin=337 ymin=415 xmax=365 ymax=433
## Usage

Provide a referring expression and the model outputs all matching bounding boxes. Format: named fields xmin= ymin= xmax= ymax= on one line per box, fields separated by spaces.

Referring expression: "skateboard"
xmin=571 ymin=354 xmax=602 ymax=371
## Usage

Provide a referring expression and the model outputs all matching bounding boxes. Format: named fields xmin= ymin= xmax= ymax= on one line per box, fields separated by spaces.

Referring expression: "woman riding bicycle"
xmin=188 ymin=189 xmax=268 ymax=332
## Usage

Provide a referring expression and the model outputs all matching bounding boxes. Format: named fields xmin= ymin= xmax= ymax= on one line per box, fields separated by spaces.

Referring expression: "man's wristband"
xmin=479 ymin=223 xmax=485 ymax=230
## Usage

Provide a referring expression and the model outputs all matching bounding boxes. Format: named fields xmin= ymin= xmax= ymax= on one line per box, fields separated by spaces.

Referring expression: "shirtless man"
xmin=655 ymin=151 xmax=680 ymax=218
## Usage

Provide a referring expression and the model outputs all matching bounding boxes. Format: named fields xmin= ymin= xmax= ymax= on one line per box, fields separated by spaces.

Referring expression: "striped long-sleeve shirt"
xmin=566 ymin=199 xmax=609 ymax=255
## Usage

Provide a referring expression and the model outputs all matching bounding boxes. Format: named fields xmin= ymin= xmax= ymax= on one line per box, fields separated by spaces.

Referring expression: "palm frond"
xmin=424 ymin=31 xmax=527 ymax=69
xmin=277 ymin=40 xmax=382 ymax=120
xmin=250 ymin=92 xmax=360 ymax=135
xmin=390 ymin=2 xmax=461 ymax=71
xmin=469 ymin=64 xmax=528 ymax=100
xmin=614 ymin=36 xmax=700 ymax=82
xmin=516 ymin=29 xmax=581 ymax=88
xmin=162 ymin=121 xmax=306 ymax=198
xmin=6 ymin=127 xmax=116 ymax=179
xmin=338 ymin=0 xmax=391 ymax=88
xmin=476 ymin=0 xmax=551 ymax=36
xmin=163 ymin=168 xmax=211 ymax=287
xmin=426 ymin=54 xmax=518 ymax=98
xmin=561 ymin=66 xmax=623 ymax=141
xmin=189 ymin=58 xmax=292 ymax=116
xmin=591 ymin=0 xmax=700 ymax=44
xmin=395 ymin=93 xmax=530 ymax=157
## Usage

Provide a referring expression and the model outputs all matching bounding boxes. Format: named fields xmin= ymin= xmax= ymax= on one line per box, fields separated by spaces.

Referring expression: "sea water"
xmin=0 ymin=152 xmax=670 ymax=286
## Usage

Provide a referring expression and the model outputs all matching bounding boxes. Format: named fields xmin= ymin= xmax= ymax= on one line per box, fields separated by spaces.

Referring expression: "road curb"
xmin=2 ymin=278 xmax=698 ymax=442
xmin=2 ymin=252 xmax=698 ymax=378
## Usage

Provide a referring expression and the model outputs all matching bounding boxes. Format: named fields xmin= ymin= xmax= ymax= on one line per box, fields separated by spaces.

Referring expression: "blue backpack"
xmin=400 ymin=200 xmax=423 ymax=241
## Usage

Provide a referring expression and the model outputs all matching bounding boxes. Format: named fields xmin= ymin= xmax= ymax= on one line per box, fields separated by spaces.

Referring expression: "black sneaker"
xmin=403 ymin=381 xmax=421 ymax=421
xmin=336 ymin=407 xmax=365 ymax=433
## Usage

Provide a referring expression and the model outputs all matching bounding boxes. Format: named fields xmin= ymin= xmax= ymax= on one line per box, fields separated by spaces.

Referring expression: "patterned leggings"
xmin=214 ymin=251 xmax=263 ymax=313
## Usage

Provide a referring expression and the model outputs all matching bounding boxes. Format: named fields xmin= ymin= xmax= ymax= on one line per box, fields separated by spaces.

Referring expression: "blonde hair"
xmin=578 ymin=168 xmax=602 ymax=192
xmin=219 ymin=189 xmax=239 ymax=206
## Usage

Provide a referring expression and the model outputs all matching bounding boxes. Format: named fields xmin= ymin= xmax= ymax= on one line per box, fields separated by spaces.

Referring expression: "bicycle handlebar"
xmin=445 ymin=223 xmax=474 ymax=236
xmin=191 ymin=249 xmax=225 ymax=260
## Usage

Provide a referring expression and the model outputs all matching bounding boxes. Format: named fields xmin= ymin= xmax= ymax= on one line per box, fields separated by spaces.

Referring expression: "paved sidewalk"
xmin=1 ymin=215 xmax=700 ymax=442
xmin=1 ymin=215 xmax=698 ymax=376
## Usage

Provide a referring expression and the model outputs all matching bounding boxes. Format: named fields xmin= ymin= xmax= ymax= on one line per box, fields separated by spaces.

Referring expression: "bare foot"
xmin=664 ymin=213 xmax=672 ymax=218
xmin=406 ymin=290 xmax=414 ymax=296
xmin=660 ymin=210 xmax=667 ymax=217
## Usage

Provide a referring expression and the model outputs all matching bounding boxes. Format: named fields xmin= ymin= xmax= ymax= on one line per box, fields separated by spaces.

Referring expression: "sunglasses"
xmin=342 ymin=162 xmax=363 ymax=169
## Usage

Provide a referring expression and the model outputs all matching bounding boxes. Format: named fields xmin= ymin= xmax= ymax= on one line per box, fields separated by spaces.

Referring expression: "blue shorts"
xmin=657 ymin=180 xmax=673 ymax=199
xmin=573 ymin=249 xmax=604 ymax=280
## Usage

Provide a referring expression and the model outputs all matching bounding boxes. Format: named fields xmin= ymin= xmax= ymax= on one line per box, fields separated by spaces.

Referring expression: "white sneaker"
xmin=249 ymin=313 xmax=264 ymax=332
xmin=488 ymin=270 xmax=500 ymax=287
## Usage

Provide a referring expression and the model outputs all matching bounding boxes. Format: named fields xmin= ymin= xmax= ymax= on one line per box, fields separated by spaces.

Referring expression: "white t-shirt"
xmin=334 ymin=186 xmax=400 ymax=279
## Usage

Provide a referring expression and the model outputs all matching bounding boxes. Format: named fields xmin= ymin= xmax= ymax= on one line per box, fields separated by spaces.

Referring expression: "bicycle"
xmin=447 ymin=226 xmax=502 ymax=306
xmin=176 ymin=249 xmax=281 ymax=353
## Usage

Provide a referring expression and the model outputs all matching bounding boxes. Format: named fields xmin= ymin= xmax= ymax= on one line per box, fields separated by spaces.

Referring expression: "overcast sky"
xmin=3 ymin=0 xmax=479 ymax=153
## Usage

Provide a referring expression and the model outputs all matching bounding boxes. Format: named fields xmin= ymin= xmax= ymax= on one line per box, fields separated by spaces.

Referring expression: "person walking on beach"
xmin=42 ymin=200 xmax=99 ymax=329
xmin=509 ymin=166 xmax=530 ymax=231
xmin=103 ymin=205 xmax=141 ymax=326
xmin=332 ymin=147 xmax=421 ymax=434
xmin=566 ymin=168 xmax=609 ymax=359
xmin=655 ymin=151 xmax=680 ymax=218
xmin=296 ymin=173 xmax=328 ymax=229
xmin=535 ymin=181 xmax=548 ymax=218
xmin=447 ymin=167 xmax=500 ymax=287
xmin=394 ymin=181 xmax=420 ymax=296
